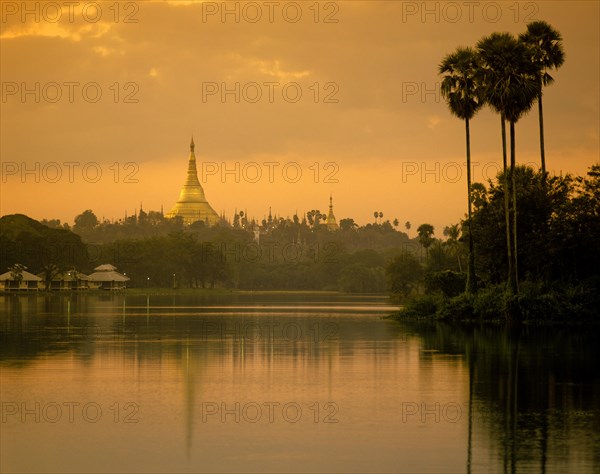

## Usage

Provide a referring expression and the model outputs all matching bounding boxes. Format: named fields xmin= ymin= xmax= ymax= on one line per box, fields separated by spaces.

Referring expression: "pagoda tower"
xmin=167 ymin=138 xmax=220 ymax=225
xmin=326 ymin=195 xmax=339 ymax=231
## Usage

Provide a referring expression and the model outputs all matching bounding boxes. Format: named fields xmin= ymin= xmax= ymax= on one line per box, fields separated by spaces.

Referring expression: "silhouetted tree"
xmin=439 ymin=46 xmax=484 ymax=293
xmin=519 ymin=21 xmax=565 ymax=176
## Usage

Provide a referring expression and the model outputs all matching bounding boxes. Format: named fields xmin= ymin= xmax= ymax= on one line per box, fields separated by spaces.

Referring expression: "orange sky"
xmin=1 ymin=1 xmax=598 ymax=232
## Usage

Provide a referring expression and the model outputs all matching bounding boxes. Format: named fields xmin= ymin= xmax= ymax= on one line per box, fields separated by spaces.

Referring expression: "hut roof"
xmin=94 ymin=264 xmax=117 ymax=272
xmin=88 ymin=271 xmax=129 ymax=282
xmin=0 ymin=270 xmax=42 ymax=282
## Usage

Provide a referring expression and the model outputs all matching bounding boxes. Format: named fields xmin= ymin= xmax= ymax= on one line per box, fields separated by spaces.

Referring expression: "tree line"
xmin=2 ymin=211 xmax=421 ymax=292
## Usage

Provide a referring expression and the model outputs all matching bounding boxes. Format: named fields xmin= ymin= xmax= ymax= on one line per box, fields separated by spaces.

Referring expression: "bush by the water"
xmin=424 ymin=270 xmax=466 ymax=297
xmin=396 ymin=279 xmax=599 ymax=322
xmin=400 ymin=293 xmax=442 ymax=317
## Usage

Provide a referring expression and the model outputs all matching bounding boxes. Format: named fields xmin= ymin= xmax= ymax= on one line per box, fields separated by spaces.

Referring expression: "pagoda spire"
xmin=165 ymin=138 xmax=220 ymax=225
xmin=326 ymin=194 xmax=339 ymax=231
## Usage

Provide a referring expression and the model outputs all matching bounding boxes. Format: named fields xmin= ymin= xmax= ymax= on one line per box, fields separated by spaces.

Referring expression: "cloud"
xmin=93 ymin=45 xmax=124 ymax=57
xmin=427 ymin=115 xmax=442 ymax=130
xmin=250 ymin=59 xmax=312 ymax=81
xmin=1 ymin=5 xmax=114 ymax=41
xmin=221 ymin=55 xmax=312 ymax=82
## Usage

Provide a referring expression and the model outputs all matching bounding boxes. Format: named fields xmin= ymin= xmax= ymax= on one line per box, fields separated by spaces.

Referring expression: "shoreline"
xmin=383 ymin=313 xmax=600 ymax=326
xmin=0 ymin=288 xmax=381 ymax=297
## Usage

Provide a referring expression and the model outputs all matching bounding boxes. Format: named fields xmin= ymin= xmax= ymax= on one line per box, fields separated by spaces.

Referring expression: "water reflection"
xmin=1 ymin=293 xmax=598 ymax=473
xmin=404 ymin=321 xmax=600 ymax=473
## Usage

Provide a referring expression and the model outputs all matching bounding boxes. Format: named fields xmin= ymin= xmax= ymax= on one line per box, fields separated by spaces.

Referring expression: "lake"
xmin=1 ymin=293 xmax=598 ymax=473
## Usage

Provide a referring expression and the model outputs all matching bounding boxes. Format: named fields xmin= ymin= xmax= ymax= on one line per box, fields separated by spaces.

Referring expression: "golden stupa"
xmin=167 ymin=138 xmax=220 ymax=225
xmin=326 ymin=195 xmax=339 ymax=231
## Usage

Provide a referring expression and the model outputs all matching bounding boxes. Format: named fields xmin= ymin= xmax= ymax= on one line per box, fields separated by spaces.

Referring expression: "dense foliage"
xmin=0 ymin=214 xmax=89 ymax=275
xmin=1 ymin=211 xmax=413 ymax=292
xmin=391 ymin=166 xmax=600 ymax=321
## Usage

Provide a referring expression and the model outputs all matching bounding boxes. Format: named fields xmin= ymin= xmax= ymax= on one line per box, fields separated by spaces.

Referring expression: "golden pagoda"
xmin=167 ymin=138 xmax=220 ymax=225
xmin=326 ymin=195 xmax=339 ymax=231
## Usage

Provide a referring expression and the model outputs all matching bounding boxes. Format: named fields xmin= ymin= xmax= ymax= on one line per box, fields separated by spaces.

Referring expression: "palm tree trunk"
xmin=465 ymin=118 xmax=476 ymax=293
xmin=501 ymin=115 xmax=514 ymax=294
xmin=510 ymin=121 xmax=519 ymax=295
xmin=538 ymin=81 xmax=546 ymax=176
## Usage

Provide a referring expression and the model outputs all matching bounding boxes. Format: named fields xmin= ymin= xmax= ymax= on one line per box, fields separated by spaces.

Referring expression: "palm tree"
xmin=417 ymin=223 xmax=435 ymax=260
xmin=519 ymin=21 xmax=565 ymax=176
xmin=443 ymin=224 xmax=462 ymax=272
xmin=477 ymin=34 xmax=518 ymax=298
xmin=9 ymin=264 xmax=25 ymax=290
xmin=405 ymin=221 xmax=411 ymax=237
xmin=470 ymin=182 xmax=488 ymax=210
xmin=439 ymin=47 xmax=484 ymax=293
xmin=40 ymin=263 xmax=60 ymax=291
xmin=477 ymin=32 xmax=539 ymax=296
xmin=477 ymin=34 xmax=513 ymax=297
